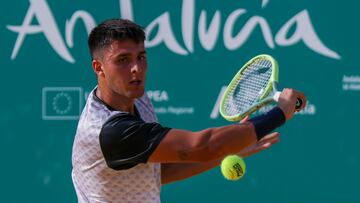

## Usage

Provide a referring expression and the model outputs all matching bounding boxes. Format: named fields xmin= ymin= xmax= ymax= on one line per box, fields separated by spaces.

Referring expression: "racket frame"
xmin=219 ymin=54 xmax=279 ymax=121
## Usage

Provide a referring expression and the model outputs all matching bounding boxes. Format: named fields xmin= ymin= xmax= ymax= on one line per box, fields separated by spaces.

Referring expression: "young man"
xmin=71 ymin=19 xmax=306 ymax=203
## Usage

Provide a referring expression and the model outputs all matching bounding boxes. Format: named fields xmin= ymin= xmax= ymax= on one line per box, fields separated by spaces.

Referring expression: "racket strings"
xmin=223 ymin=59 xmax=272 ymax=116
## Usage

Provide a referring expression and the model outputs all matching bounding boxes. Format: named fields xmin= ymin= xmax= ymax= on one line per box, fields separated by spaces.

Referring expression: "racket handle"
xmin=295 ymin=98 xmax=303 ymax=110
xmin=274 ymin=92 xmax=303 ymax=110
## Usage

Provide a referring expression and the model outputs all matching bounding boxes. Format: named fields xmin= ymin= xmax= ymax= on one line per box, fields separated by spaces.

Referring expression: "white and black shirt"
xmin=72 ymin=88 xmax=170 ymax=203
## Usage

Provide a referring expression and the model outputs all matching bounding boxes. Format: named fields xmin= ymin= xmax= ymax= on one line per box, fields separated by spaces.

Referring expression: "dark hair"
xmin=88 ymin=19 xmax=146 ymax=59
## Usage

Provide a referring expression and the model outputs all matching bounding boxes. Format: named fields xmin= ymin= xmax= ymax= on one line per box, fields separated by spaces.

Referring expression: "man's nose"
xmin=131 ymin=63 xmax=142 ymax=73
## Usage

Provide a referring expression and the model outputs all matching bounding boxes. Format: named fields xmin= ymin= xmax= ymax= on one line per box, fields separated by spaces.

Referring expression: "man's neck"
xmin=96 ymin=86 xmax=136 ymax=114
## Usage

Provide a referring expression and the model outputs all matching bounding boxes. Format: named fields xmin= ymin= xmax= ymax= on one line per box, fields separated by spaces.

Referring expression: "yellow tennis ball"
xmin=221 ymin=155 xmax=246 ymax=181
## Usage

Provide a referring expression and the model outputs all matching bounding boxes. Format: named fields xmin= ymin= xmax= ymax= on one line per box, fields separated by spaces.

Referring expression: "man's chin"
xmin=128 ymin=90 xmax=145 ymax=99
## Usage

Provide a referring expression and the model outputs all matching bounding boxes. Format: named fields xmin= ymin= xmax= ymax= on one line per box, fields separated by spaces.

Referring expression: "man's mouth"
xmin=129 ymin=80 xmax=142 ymax=86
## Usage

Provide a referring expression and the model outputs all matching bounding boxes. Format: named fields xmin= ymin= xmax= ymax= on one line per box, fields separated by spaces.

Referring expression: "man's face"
xmin=95 ymin=39 xmax=147 ymax=99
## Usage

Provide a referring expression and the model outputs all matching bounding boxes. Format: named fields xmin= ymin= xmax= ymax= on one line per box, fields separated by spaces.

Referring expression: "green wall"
xmin=1 ymin=0 xmax=359 ymax=202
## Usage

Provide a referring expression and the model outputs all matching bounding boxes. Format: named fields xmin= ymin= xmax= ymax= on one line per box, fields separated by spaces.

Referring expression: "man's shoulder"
xmin=135 ymin=94 xmax=158 ymax=123
xmin=102 ymin=112 xmax=142 ymax=129
xmin=76 ymin=89 xmax=118 ymax=132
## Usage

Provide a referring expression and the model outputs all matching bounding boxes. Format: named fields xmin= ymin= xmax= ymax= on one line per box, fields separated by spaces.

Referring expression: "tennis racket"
xmin=219 ymin=54 xmax=302 ymax=122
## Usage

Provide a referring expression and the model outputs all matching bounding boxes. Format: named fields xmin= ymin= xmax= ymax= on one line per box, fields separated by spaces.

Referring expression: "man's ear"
xmin=92 ymin=59 xmax=105 ymax=77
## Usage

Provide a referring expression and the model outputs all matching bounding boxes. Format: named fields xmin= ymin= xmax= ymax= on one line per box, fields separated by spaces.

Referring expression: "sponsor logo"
xmin=147 ymin=90 xmax=195 ymax=116
xmin=42 ymin=88 xmax=195 ymax=120
xmin=147 ymin=90 xmax=169 ymax=102
xmin=42 ymin=87 xmax=83 ymax=120
xmin=7 ymin=0 xmax=340 ymax=63
xmin=254 ymin=102 xmax=316 ymax=116
xmin=342 ymin=75 xmax=360 ymax=91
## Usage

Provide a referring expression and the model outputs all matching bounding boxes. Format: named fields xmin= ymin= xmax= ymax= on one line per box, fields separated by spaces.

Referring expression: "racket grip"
xmin=295 ymin=98 xmax=303 ymax=110
xmin=274 ymin=92 xmax=303 ymax=110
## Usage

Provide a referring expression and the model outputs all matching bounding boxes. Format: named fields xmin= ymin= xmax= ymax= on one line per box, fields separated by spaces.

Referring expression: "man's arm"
xmin=160 ymin=132 xmax=280 ymax=184
xmin=148 ymin=122 xmax=258 ymax=163
xmin=148 ymin=88 xmax=305 ymax=164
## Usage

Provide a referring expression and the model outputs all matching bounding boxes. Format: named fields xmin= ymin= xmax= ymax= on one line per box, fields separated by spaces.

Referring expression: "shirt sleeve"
xmin=99 ymin=113 xmax=171 ymax=170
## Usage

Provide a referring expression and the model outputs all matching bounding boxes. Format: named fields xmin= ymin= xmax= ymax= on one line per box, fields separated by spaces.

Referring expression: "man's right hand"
xmin=277 ymin=88 xmax=307 ymax=121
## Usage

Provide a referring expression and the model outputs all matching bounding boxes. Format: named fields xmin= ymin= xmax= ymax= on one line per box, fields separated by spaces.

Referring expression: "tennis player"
xmin=71 ymin=18 xmax=306 ymax=203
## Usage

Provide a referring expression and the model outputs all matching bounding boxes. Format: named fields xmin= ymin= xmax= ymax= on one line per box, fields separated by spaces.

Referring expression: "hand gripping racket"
xmin=219 ymin=54 xmax=302 ymax=122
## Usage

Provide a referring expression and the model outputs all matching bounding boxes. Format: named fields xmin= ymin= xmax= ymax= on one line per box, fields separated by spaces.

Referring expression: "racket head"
xmin=219 ymin=54 xmax=279 ymax=121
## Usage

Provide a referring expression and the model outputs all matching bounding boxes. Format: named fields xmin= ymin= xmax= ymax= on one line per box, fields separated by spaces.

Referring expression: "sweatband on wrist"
xmin=248 ymin=107 xmax=286 ymax=141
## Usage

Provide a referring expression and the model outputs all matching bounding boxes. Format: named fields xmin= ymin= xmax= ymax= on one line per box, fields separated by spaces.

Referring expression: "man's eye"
xmin=139 ymin=55 xmax=147 ymax=61
xmin=118 ymin=58 xmax=128 ymax=63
